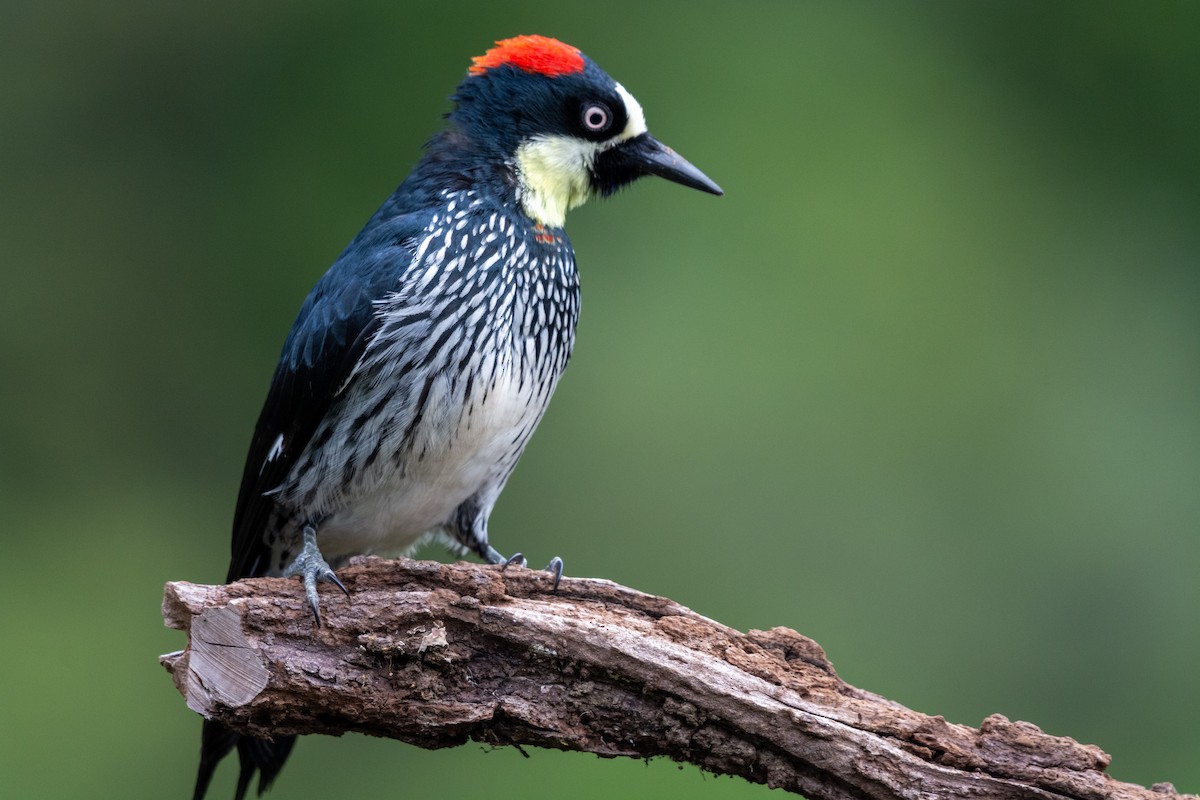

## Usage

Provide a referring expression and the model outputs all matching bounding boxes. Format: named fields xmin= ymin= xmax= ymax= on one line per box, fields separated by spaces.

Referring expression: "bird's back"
xmin=199 ymin=178 xmax=581 ymax=800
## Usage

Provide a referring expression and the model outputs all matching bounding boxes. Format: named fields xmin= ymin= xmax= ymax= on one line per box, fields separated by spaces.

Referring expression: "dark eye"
xmin=581 ymin=102 xmax=612 ymax=133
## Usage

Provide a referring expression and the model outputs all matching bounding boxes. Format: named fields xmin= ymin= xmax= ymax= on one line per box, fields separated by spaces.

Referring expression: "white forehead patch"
xmin=614 ymin=83 xmax=647 ymax=140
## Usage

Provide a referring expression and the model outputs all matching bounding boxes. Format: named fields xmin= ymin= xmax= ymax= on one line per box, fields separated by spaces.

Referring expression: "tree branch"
xmin=161 ymin=556 xmax=1190 ymax=800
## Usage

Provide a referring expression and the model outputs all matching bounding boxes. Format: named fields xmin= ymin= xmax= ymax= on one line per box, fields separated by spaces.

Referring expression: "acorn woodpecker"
xmin=193 ymin=34 xmax=721 ymax=799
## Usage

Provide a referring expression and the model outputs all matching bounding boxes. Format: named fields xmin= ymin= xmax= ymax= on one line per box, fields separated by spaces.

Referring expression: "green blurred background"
xmin=2 ymin=1 xmax=1197 ymax=798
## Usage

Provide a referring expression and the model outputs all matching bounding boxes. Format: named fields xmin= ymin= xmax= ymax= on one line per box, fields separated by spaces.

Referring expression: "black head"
xmin=447 ymin=35 xmax=722 ymax=227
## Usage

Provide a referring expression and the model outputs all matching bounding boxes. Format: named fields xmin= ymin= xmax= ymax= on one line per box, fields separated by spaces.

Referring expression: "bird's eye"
xmin=581 ymin=102 xmax=612 ymax=133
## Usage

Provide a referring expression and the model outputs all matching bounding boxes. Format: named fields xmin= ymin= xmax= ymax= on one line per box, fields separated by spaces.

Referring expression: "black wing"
xmin=200 ymin=188 xmax=437 ymax=800
xmin=226 ymin=207 xmax=428 ymax=582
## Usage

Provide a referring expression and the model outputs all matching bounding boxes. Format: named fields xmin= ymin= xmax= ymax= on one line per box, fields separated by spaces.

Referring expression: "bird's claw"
xmin=488 ymin=545 xmax=563 ymax=591
xmin=545 ymin=556 xmax=563 ymax=591
xmin=499 ymin=551 xmax=563 ymax=591
xmin=283 ymin=524 xmax=348 ymax=626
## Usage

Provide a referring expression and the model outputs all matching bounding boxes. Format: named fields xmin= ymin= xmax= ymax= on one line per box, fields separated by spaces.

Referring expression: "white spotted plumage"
xmin=265 ymin=190 xmax=579 ymax=570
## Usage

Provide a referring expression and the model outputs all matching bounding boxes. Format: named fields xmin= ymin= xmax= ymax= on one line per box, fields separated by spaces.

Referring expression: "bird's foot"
xmin=283 ymin=524 xmax=349 ymax=625
xmin=495 ymin=549 xmax=564 ymax=591
xmin=544 ymin=556 xmax=564 ymax=590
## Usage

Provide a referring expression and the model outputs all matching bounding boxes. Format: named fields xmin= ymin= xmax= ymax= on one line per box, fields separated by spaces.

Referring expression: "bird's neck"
xmin=412 ymin=127 xmax=592 ymax=230
xmin=510 ymin=136 xmax=596 ymax=229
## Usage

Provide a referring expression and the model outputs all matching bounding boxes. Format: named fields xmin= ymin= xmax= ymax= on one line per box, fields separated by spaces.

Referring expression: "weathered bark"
xmin=161 ymin=556 xmax=1191 ymax=800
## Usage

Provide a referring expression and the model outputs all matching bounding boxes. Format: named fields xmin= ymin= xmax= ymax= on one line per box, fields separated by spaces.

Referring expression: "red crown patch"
xmin=469 ymin=35 xmax=586 ymax=78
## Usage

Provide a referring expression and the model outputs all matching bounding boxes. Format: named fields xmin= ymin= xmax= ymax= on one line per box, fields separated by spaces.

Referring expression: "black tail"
xmin=194 ymin=719 xmax=296 ymax=800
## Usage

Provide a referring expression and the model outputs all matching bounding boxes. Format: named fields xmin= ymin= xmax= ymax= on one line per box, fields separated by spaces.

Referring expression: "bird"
xmin=192 ymin=34 xmax=722 ymax=800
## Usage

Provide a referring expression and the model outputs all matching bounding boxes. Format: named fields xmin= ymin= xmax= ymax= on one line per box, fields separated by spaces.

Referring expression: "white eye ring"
xmin=582 ymin=103 xmax=611 ymax=132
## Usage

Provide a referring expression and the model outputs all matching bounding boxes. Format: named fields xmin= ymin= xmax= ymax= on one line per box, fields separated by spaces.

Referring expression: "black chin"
xmin=592 ymin=133 xmax=723 ymax=197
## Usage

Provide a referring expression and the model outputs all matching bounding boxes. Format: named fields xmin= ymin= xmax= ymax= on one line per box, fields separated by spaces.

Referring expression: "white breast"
xmin=314 ymin=362 xmax=545 ymax=559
